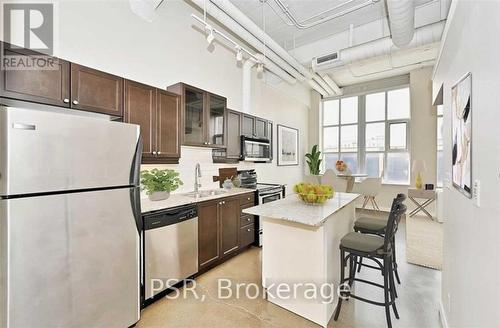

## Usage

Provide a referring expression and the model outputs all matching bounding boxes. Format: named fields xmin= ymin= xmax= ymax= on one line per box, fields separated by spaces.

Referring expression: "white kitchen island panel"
xmin=244 ymin=193 xmax=360 ymax=327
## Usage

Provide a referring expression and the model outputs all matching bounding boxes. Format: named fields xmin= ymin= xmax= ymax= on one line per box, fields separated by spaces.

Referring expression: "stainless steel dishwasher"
xmin=143 ymin=204 xmax=198 ymax=300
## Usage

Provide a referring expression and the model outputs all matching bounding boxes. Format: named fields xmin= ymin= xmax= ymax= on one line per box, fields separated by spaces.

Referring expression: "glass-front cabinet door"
xmin=184 ymin=87 xmax=205 ymax=145
xmin=207 ymin=94 xmax=226 ymax=147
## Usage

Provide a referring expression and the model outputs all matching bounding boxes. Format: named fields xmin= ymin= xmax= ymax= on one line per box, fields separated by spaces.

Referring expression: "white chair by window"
xmin=322 ymin=169 xmax=349 ymax=193
xmin=357 ymin=173 xmax=383 ymax=210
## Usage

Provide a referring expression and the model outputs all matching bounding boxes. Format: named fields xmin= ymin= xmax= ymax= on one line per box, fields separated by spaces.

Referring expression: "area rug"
xmin=406 ymin=215 xmax=443 ymax=270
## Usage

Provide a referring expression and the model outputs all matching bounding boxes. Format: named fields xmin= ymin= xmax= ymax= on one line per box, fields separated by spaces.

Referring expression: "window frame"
xmin=321 ymin=85 xmax=411 ymax=185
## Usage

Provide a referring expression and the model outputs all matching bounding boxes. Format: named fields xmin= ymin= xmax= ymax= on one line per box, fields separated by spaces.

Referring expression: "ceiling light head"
xmin=235 ymin=47 xmax=243 ymax=62
xmin=205 ymin=25 xmax=214 ymax=45
xmin=256 ymin=62 xmax=264 ymax=74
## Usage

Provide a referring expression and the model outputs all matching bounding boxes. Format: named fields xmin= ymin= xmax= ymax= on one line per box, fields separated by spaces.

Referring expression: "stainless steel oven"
xmin=241 ymin=136 xmax=271 ymax=162
xmin=256 ymin=184 xmax=285 ymax=246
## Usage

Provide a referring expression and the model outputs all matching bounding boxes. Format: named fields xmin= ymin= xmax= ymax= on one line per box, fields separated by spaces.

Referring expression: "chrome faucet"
xmin=194 ymin=163 xmax=202 ymax=193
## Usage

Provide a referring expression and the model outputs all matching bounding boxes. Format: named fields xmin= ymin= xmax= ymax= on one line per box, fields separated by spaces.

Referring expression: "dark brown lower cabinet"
xmin=197 ymin=192 xmax=256 ymax=272
xmin=220 ymin=198 xmax=240 ymax=256
xmin=198 ymin=200 xmax=220 ymax=269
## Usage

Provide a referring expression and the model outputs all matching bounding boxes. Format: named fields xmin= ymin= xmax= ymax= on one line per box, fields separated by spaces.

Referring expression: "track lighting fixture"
xmin=205 ymin=25 xmax=215 ymax=45
xmin=256 ymin=62 xmax=264 ymax=74
xmin=235 ymin=47 xmax=243 ymax=61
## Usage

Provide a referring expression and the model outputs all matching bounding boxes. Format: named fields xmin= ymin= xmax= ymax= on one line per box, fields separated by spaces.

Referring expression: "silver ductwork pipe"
xmin=207 ymin=0 xmax=341 ymax=95
xmin=337 ymin=21 xmax=445 ymax=65
xmin=190 ymin=0 xmax=299 ymax=84
xmin=386 ymin=0 xmax=415 ymax=47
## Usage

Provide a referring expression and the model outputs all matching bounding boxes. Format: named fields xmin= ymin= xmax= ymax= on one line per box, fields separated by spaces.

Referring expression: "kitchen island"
xmin=243 ymin=192 xmax=361 ymax=327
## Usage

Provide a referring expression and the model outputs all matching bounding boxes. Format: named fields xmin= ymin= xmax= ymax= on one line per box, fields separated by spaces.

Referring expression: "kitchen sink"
xmin=183 ymin=189 xmax=228 ymax=198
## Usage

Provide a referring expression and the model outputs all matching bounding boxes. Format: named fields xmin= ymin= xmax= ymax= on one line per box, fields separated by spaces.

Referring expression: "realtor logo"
xmin=2 ymin=3 xmax=58 ymax=70
xmin=3 ymin=3 xmax=54 ymax=54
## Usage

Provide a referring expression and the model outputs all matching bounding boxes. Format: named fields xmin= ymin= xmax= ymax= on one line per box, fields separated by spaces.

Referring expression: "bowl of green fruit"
xmin=293 ymin=183 xmax=334 ymax=205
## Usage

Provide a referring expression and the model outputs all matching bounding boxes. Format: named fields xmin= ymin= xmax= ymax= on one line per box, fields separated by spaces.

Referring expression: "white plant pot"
xmin=148 ymin=191 xmax=170 ymax=201
xmin=311 ymin=174 xmax=322 ymax=184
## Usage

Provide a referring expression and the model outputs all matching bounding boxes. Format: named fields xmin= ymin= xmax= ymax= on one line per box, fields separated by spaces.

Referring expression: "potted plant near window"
xmin=141 ymin=169 xmax=183 ymax=201
xmin=305 ymin=145 xmax=322 ymax=184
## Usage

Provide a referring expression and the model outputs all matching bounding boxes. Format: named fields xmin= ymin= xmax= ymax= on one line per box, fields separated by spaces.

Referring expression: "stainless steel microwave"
xmin=241 ymin=136 xmax=271 ymax=162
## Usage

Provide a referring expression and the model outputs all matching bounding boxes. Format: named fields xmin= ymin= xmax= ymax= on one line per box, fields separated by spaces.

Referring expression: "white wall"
xmin=433 ymin=1 xmax=500 ymax=327
xmin=51 ymin=0 xmax=310 ymax=193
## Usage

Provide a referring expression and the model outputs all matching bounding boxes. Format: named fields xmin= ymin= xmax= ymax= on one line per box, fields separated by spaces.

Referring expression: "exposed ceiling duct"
xmin=189 ymin=0 xmax=298 ymax=86
xmin=313 ymin=21 xmax=445 ymax=73
xmin=204 ymin=0 xmax=341 ymax=96
xmin=386 ymin=0 xmax=416 ymax=47
xmin=268 ymin=0 xmax=380 ymax=29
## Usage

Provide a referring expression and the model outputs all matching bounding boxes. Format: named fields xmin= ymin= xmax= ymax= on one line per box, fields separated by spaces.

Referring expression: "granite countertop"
xmin=242 ymin=192 xmax=361 ymax=227
xmin=141 ymin=187 xmax=255 ymax=214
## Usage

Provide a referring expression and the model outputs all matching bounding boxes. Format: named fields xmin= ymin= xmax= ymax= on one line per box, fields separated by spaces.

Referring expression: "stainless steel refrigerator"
xmin=0 ymin=104 xmax=142 ymax=328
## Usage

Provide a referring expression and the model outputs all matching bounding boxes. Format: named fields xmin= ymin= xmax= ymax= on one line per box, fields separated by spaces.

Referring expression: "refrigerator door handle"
xmin=130 ymin=134 xmax=143 ymax=186
xmin=130 ymin=187 xmax=142 ymax=234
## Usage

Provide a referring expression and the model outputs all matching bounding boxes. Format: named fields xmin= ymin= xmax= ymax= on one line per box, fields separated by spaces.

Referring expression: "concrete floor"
xmin=137 ymin=216 xmax=442 ymax=328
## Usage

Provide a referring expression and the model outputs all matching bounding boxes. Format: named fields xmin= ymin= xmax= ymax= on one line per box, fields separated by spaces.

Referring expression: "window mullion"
xmin=359 ymin=95 xmax=366 ymax=173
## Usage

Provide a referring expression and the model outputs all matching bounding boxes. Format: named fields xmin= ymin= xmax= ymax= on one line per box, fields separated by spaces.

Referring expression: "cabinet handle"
xmin=219 ymin=201 xmax=222 ymax=205
xmin=247 ymin=228 xmax=251 ymax=232
xmin=222 ymin=201 xmax=226 ymax=204
xmin=63 ymin=98 xmax=70 ymax=103
xmin=247 ymin=218 xmax=251 ymax=222
xmin=152 ymin=151 xmax=157 ymax=155
xmin=247 ymin=197 xmax=251 ymax=201
xmin=72 ymin=100 xmax=79 ymax=105
xmin=157 ymin=151 xmax=161 ymax=155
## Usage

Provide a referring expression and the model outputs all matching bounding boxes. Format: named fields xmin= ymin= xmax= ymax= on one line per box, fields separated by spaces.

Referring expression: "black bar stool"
xmin=354 ymin=193 xmax=407 ymax=284
xmin=334 ymin=202 xmax=407 ymax=328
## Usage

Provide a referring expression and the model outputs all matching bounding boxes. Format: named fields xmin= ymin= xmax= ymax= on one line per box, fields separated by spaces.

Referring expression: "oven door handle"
xmin=259 ymin=193 xmax=283 ymax=199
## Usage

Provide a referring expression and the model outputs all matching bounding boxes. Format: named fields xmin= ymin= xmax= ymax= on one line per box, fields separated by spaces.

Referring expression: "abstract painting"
xmin=451 ymin=72 xmax=472 ymax=198
xmin=277 ymin=125 xmax=299 ymax=166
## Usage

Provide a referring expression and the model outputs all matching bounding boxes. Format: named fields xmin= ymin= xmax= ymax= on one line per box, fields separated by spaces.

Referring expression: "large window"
xmin=322 ymin=87 xmax=411 ymax=184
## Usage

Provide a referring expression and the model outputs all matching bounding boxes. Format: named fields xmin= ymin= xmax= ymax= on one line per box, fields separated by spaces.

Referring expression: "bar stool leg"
xmin=334 ymin=250 xmax=346 ymax=321
xmin=392 ymin=236 xmax=401 ymax=284
xmin=383 ymin=256 xmax=393 ymax=328
xmin=357 ymin=257 xmax=363 ymax=273
xmin=388 ymin=255 xmax=400 ymax=319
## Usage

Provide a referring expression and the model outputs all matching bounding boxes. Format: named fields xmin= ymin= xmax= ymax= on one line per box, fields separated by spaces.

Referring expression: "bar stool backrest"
xmin=383 ymin=202 xmax=407 ymax=253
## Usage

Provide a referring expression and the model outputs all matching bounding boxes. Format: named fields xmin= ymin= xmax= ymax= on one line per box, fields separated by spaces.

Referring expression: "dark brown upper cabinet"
xmin=168 ymin=83 xmax=226 ymax=148
xmin=226 ymin=109 xmax=242 ymax=160
xmin=156 ymin=90 xmax=181 ymax=159
xmin=255 ymin=117 xmax=269 ymax=139
xmin=0 ymin=44 xmax=70 ymax=107
xmin=124 ymin=80 xmax=156 ymax=159
xmin=124 ymin=80 xmax=180 ymax=164
xmin=207 ymin=94 xmax=225 ymax=147
xmin=222 ymin=109 xmax=274 ymax=163
xmin=70 ymin=64 xmax=123 ymax=116
xmin=241 ymin=114 xmax=255 ymax=137
xmin=0 ymin=42 xmax=124 ymax=117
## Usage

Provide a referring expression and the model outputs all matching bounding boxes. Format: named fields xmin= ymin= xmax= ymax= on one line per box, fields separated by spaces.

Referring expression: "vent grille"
xmin=316 ymin=52 xmax=339 ymax=64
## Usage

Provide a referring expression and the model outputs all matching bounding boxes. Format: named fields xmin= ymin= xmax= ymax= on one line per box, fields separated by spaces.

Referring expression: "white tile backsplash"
xmin=140 ymin=146 xmax=261 ymax=197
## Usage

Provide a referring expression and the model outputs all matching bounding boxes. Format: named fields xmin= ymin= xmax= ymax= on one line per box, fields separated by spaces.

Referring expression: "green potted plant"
xmin=305 ymin=145 xmax=322 ymax=184
xmin=140 ymin=169 xmax=183 ymax=201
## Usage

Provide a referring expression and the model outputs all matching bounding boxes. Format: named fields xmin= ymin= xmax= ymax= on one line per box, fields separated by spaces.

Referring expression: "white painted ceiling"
xmin=231 ymin=0 xmax=434 ymax=50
